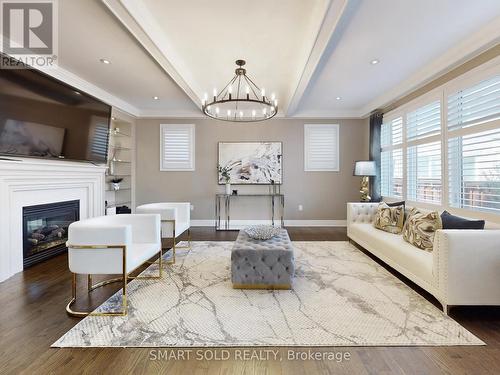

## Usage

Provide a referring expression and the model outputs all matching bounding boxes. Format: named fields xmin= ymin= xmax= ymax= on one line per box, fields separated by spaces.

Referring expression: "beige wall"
xmin=135 ymin=118 xmax=369 ymax=221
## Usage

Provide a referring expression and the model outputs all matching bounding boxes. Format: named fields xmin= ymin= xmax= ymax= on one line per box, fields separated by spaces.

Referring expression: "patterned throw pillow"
xmin=403 ymin=208 xmax=442 ymax=251
xmin=373 ymin=202 xmax=405 ymax=234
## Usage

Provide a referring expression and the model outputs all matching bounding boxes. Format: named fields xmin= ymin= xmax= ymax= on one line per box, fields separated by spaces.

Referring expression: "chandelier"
xmin=202 ymin=59 xmax=278 ymax=122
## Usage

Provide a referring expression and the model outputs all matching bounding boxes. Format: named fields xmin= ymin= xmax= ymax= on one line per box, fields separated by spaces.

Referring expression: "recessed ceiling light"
xmin=100 ymin=58 xmax=111 ymax=64
xmin=336 ymin=96 xmax=341 ymax=100
xmin=370 ymin=59 xmax=379 ymax=65
xmin=153 ymin=96 xmax=159 ymax=100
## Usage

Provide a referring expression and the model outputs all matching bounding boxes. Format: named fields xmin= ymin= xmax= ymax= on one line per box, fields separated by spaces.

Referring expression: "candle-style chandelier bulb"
xmin=202 ymin=60 xmax=278 ymax=122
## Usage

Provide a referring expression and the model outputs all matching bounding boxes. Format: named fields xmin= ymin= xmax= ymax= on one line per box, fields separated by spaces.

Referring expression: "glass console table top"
xmin=215 ymin=194 xmax=284 ymax=197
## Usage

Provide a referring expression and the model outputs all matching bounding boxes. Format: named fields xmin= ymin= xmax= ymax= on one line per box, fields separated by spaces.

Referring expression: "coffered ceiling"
xmin=26 ymin=0 xmax=500 ymax=118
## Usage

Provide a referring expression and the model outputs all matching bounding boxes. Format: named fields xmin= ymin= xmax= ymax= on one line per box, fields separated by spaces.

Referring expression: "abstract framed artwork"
xmin=218 ymin=142 xmax=283 ymax=184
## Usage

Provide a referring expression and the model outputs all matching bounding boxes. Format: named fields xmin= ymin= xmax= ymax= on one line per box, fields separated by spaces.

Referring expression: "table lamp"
xmin=353 ymin=161 xmax=376 ymax=202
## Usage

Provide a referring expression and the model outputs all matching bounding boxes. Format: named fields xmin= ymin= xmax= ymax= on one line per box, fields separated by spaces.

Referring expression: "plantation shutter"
xmin=160 ymin=124 xmax=195 ymax=171
xmin=304 ymin=124 xmax=339 ymax=171
xmin=407 ymin=141 xmax=442 ymax=204
xmin=406 ymin=100 xmax=441 ymax=141
xmin=380 ymin=117 xmax=403 ymax=198
xmin=447 ymin=75 xmax=500 ymax=131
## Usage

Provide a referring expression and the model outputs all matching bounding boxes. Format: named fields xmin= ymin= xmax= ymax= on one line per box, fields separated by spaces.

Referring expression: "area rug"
xmin=53 ymin=241 xmax=484 ymax=347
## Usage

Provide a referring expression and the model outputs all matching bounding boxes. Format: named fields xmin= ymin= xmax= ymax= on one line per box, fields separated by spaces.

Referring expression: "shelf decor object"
xmin=202 ymin=59 xmax=278 ymax=122
xmin=353 ymin=160 xmax=377 ymax=202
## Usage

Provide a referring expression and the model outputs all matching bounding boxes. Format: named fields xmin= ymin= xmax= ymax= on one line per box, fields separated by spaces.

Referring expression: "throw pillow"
xmin=403 ymin=208 xmax=442 ymax=251
xmin=373 ymin=202 xmax=405 ymax=234
xmin=386 ymin=200 xmax=405 ymax=210
xmin=386 ymin=200 xmax=407 ymax=222
xmin=441 ymin=210 xmax=485 ymax=230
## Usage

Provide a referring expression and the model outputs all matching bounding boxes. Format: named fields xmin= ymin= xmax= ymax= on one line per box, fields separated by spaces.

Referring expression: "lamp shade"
xmin=353 ymin=161 xmax=376 ymax=176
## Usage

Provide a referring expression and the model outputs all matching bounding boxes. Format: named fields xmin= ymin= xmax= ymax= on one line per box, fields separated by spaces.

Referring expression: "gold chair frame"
xmin=162 ymin=219 xmax=191 ymax=265
xmin=66 ymin=245 xmax=163 ymax=317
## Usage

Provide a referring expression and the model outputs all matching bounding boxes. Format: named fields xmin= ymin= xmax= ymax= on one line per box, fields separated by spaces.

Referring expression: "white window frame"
xmin=304 ymin=124 xmax=340 ymax=172
xmin=160 ymin=124 xmax=195 ymax=171
xmin=381 ymin=55 xmax=500 ymax=221
xmin=380 ymin=113 xmax=404 ymax=199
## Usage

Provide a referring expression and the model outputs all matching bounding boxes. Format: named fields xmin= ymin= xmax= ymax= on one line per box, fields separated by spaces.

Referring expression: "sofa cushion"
xmin=349 ymin=223 xmax=433 ymax=284
xmin=373 ymin=202 xmax=405 ymax=234
xmin=403 ymin=208 xmax=442 ymax=252
xmin=441 ymin=210 xmax=485 ymax=230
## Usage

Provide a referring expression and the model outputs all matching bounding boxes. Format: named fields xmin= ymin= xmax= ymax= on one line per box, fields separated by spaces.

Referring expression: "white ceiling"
xmin=57 ymin=0 xmax=198 ymax=116
xmin=295 ymin=0 xmax=500 ymax=117
xmin=138 ymin=0 xmax=330 ymax=111
xmin=12 ymin=0 xmax=500 ymax=118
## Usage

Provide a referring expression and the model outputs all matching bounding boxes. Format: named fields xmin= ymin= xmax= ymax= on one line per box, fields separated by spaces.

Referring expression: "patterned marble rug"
xmin=53 ymin=241 xmax=483 ymax=347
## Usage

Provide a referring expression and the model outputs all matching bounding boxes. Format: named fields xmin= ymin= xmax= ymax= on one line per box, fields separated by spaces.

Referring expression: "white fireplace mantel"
xmin=0 ymin=157 xmax=106 ymax=282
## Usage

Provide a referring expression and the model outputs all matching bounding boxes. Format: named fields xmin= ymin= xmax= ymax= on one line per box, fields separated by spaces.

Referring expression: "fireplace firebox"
xmin=23 ymin=200 xmax=80 ymax=268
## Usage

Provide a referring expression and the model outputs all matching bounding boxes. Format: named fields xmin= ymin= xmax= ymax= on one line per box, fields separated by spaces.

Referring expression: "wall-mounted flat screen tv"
xmin=0 ymin=54 xmax=111 ymax=163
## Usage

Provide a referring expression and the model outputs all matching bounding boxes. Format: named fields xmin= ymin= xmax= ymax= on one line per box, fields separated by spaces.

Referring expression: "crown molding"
xmin=359 ymin=15 xmax=500 ymax=117
xmin=138 ymin=110 xmax=205 ymax=118
xmin=136 ymin=109 xmax=366 ymax=119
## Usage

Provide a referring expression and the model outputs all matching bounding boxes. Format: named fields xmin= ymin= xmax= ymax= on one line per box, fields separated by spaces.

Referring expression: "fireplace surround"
xmin=0 ymin=157 xmax=106 ymax=282
xmin=23 ymin=200 xmax=80 ymax=268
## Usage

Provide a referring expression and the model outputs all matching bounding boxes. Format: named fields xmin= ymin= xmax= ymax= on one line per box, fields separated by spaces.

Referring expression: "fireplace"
xmin=23 ymin=200 xmax=80 ymax=268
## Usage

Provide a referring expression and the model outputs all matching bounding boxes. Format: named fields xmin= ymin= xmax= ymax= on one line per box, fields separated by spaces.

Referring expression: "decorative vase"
xmin=112 ymin=182 xmax=120 ymax=191
xmin=225 ymin=183 xmax=231 ymax=195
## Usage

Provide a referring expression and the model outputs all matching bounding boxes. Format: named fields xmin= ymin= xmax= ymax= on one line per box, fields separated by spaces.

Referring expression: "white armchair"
xmin=66 ymin=214 xmax=162 ymax=317
xmin=136 ymin=202 xmax=191 ymax=264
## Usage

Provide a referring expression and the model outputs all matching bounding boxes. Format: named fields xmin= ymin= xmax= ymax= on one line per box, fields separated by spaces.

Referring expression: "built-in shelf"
xmin=106 ymin=117 xmax=134 ymax=214
xmin=109 ymin=130 xmax=131 ymax=137
xmin=107 ymin=200 xmax=131 ymax=208
xmin=106 ymin=173 xmax=131 ymax=177
xmin=109 ymin=145 xmax=131 ymax=150
xmin=110 ymin=159 xmax=131 ymax=163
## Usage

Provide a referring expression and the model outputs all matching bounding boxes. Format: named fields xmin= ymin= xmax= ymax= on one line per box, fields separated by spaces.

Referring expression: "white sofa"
xmin=66 ymin=214 xmax=162 ymax=317
xmin=347 ymin=203 xmax=500 ymax=313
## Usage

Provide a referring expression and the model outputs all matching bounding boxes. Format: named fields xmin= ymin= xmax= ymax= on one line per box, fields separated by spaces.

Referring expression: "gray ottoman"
xmin=231 ymin=229 xmax=295 ymax=289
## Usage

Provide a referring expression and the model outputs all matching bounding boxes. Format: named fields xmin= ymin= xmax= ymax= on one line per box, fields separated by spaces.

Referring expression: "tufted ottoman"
xmin=231 ymin=229 xmax=295 ymax=289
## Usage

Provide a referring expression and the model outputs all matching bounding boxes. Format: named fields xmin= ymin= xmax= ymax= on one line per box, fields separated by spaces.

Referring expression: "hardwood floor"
xmin=1 ymin=227 xmax=499 ymax=375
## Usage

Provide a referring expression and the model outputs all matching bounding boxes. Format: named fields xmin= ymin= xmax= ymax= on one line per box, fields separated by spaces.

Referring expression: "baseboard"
xmin=190 ymin=219 xmax=346 ymax=228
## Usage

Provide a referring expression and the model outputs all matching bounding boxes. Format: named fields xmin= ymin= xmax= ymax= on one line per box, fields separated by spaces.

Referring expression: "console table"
xmin=215 ymin=194 xmax=285 ymax=231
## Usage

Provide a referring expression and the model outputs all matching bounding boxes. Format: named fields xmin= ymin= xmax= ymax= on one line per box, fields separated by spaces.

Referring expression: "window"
xmin=447 ymin=75 xmax=500 ymax=131
xmin=407 ymin=141 xmax=441 ymax=203
xmin=406 ymin=101 xmax=441 ymax=141
xmin=406 ymin=100 xmax=442 ymax=204
xmin=160 ymin=124 xmax=195 ymax=171
xmin=304 ymin=124 xmax=339 ymax=171
xmin=380 ymin=60 xmax=500 ymax=216
xmin=380 ymin=117 xmax=403 ymax=198
xmin=448 ymin=74 xmax=500 ymax=213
